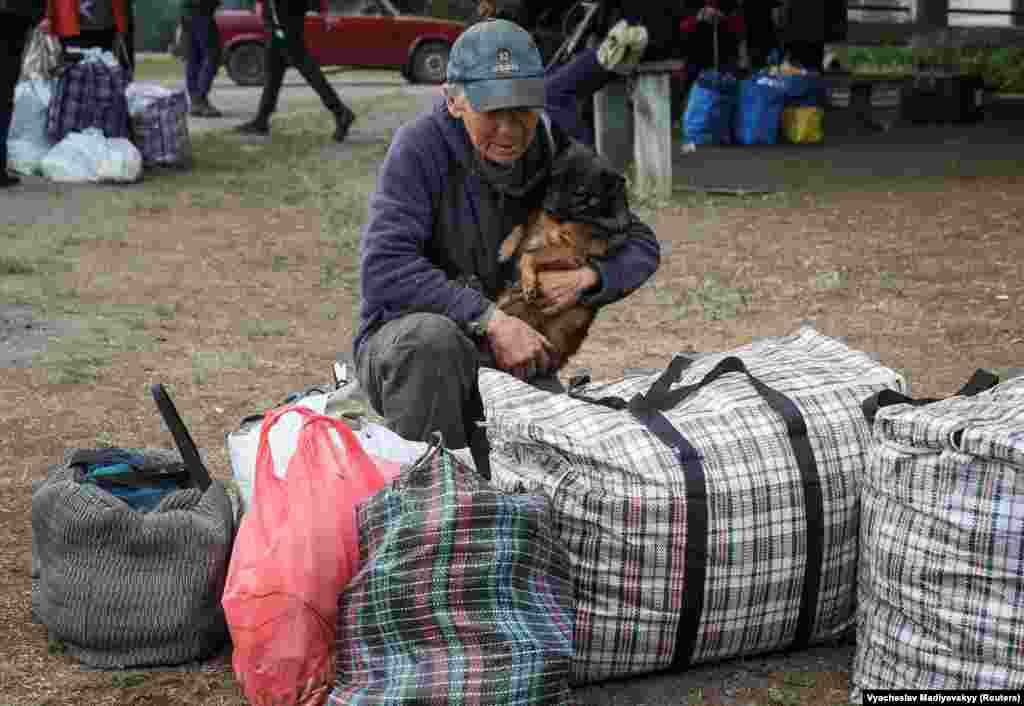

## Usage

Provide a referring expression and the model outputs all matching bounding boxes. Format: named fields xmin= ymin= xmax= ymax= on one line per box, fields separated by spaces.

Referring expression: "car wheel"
xmin=410 ymin=42 xmax=449 ymax=85
xmin=226 ymin=42 xmax=267 ymax=87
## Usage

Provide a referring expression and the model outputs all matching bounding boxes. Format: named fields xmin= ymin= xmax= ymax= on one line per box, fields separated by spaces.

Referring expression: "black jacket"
xmin=0 ymin=0 xmax=44 ymax=19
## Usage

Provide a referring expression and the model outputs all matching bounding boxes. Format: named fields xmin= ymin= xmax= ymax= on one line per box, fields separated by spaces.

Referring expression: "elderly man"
xmin=353 ymin=18 xmax=660 ymax=472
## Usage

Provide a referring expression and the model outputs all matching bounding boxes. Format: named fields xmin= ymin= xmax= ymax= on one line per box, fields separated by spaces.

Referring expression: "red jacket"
xmin=47 ymin=0 xmax=128 ymax=36
xmin=680 ymin=1 xmax=746 ymax=36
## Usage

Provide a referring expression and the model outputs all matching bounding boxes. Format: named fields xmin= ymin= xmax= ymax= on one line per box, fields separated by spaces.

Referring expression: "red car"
xmin=216 ymin=0 xmax=466 ymax=86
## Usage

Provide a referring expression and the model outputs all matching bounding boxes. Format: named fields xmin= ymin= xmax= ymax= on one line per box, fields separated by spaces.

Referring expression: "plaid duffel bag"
xmin=47 ymin=59 xmax=130 ymax=142
xmin=130 ymin=90 xmax=192 ymax=168
xmin=329 ymin=439 xmax=576 ymax=705
xmin=479 ymin=327 xmax=905 ymax=684
xmin=852 ymin=373 xmax=1024 ymax=696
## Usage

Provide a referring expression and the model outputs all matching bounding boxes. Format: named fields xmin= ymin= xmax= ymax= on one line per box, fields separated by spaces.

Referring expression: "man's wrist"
xmin=468 ymin=302 xmax=497 ymax=339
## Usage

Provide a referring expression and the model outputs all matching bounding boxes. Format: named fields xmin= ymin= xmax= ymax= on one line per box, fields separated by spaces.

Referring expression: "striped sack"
xmin=479 ymin=327 xmax=905 ymax=684
xmin=130 ymin=90 xmax=192 ymax=167
xmin=852 ymin=374 xmax=1024 ymax=695
xmin=329 ymin=441 xmax=576 ymax=706
xmin=31 ymin=448 xmax=236 ymax=668
xmin=47 ymin=59 xmax=130 ymax=141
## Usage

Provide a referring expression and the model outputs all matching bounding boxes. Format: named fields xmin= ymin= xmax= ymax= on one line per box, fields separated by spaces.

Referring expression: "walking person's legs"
xmin=185 ymin=18 xmax=201 ymax=103
xmin=277 ymin=11 xmax=355 ymax=142
xmin=189 ymin=14 xmax=222 ymax=116
xmin=236 ymin=29 xmax=286 ymax=133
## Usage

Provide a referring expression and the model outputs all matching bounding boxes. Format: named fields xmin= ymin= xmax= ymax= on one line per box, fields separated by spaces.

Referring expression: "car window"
xmin=326 ymin=0 xmax=395 ymax=15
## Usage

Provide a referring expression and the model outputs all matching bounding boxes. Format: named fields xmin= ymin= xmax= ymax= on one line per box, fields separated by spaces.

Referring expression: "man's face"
xmin=446 ymin=91 xmax=541 ymax=164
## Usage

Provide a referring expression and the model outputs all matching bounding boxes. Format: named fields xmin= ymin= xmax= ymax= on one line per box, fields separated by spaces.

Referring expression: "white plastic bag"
xmin=10 ymin=80 xmax=54 ymax=144
xmin=97 ymin=137 xmax=143 ymax=183
xmin=40 ymin=129 xmax=142 ymax=183
xmin=40 ymin=131 xmax=105 ymax=182
xmin=226 ymin=389 xmax=434 ymax=513
xmin=7 ymin=139 xmax=50 ymax=176
xmin=8 ymin=80 xmax=56 ymax=174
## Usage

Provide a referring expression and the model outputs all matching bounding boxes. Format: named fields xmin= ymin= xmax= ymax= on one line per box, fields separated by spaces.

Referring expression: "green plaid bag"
xmin=329 ymin=441 xmax=576 ymax=706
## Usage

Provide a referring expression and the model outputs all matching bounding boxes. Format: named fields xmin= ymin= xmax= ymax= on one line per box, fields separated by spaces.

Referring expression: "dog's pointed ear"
xmin=499 ymin=225 xmax=527 ymax=262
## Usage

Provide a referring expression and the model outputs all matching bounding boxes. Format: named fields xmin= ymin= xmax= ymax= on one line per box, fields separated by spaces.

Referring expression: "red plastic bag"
xmin=222 ymin=405 xmax=398 ymax=706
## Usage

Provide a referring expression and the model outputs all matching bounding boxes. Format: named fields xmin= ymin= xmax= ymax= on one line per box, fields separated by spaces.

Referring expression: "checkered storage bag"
xmin=328 ymin=440 xmax=576 ymax=705
xmin=47 ymin=59 xmax=130 ymax=142
xmin=852 ymin=375 xmax=1024 ymax=695
xmin=130 ymin=90 xmax=192 ymax=168
xmin=479 ymin=327 xmax=905 ymax=684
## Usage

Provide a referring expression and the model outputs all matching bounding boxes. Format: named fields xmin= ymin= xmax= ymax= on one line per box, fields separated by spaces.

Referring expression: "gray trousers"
xmin=356 ymin=313 xmax=564 ymax=473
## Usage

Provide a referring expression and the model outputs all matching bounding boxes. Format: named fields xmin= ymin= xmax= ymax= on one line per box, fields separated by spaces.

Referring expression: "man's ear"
xmin=445 ymin=89 xmax=467 ymax=119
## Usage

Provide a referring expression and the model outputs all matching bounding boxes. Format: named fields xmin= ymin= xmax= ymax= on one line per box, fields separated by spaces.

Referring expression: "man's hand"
xmin=536 ymin=266 xmax=599 ymax=316
xmin=487 ymin=308 xmax=555 ymax=381
xmin=698 ymin=6 xmax=724 ymax=22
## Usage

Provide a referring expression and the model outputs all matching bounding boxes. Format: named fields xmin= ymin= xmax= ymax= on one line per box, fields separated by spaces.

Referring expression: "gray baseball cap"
xmin=446 ymin=19 xmax=546 ymax=112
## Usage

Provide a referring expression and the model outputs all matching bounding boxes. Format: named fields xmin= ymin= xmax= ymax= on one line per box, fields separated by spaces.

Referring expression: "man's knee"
xmin=360 ymin=313 xmax=478 ymax=386
xmin=387 ymin=313 xmax=477 ymax=365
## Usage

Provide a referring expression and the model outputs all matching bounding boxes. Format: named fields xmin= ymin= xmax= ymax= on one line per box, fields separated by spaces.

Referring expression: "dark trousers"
xmin=257 ymin=8 xmax=346 ymax=119
xmin=1 ymin=14 xmax=34 ymax=172
xmin=545 ymin=47 xmax=615 ymax=147
xmin=186 ymin=14 xmax=221 ymax=101
xmin=356 ymin=313 xmax=564 ymax=475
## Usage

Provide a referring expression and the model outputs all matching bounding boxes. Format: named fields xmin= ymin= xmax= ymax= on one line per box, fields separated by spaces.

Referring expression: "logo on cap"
xmin=494 ymin=48 xmax=518 ymax=75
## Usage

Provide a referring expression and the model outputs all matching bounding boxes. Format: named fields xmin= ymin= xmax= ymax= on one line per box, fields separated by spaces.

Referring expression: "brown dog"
xmin=496 ymin=209 xmax=608 ymax=371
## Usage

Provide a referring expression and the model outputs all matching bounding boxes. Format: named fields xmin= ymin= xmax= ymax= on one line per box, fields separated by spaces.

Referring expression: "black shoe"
xmin=0 ymin=172 xmax=21 ymax=188
xmin=333 ymin=106 xmax=355 ymax=143
xmin=235 ymin=118 xmax=270 ymax=135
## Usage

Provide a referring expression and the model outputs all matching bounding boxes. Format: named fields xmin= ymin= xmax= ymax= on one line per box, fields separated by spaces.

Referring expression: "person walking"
xmin=235 ymin=0 xmax=355 ymax=141
xmin=1 ymin=0 xmax=44 ymax=187
xmin=744 ymin=0 xmax=782 ymax=70
xmin=181 ymin=0 xmax=222 ymax=117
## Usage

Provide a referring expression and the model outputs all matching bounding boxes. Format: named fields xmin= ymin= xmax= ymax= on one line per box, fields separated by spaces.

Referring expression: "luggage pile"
xmin=28 ymin=329 xmax=1024 ymax=704
xmin=8 ymin=48 xmax=192 ymax=182
xmin=683 ymin=64 xmax=828 ymax=148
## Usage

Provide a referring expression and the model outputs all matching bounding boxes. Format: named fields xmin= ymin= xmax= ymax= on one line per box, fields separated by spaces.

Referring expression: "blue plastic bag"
xmin=781 ymin=72 xmax=828 ymax=108
xmin=734 ymin=73 xmax=788 ymax=145
xmin=682 ymin=69 xmax=739 ymax=146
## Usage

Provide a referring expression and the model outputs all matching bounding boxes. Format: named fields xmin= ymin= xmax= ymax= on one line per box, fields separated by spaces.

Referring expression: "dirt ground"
xmin=2 ymin=101 xmax=1023 ymax=705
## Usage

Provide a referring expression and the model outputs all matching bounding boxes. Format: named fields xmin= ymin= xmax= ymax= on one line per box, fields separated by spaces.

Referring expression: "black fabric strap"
xmin=861 ymin=368 xmax=1000 ymax=426
xmin=572 ymin=355 xmax=824 ymax=667
xmin=151 ymin=384 xmax=212 ymax=491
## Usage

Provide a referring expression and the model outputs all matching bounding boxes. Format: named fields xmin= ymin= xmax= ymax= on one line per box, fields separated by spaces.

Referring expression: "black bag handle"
xmin=861 ymin=368 xmax=1000 ymax=427
xmin=632 ymin=355 xmax=809 ymax=439
xmin=151 ymin=384 xmax=213 ymax=491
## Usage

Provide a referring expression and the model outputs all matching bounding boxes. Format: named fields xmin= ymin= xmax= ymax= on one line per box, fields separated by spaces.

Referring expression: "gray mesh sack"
xmin=31 ymin=448 xmax=236 ymax=668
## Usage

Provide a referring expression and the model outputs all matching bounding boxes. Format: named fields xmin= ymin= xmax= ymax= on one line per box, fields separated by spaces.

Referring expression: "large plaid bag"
xmin=852 ymin=374 xmax=1024 ymax=695
xmin=47 ymin=59 xmax=130 ymax=142
xmin=130 ymin=90 xmax=192 ymax=168
xmin=328 ymin=440 xmax=576 ymax=705
xmin=479 ymin=327 xmax=905 ymax=684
